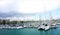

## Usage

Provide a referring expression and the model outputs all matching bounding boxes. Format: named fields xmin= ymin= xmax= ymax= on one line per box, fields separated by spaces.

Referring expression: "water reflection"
xmin=0 ymin=25 xmax=60 ymax=35
xmin=38 ymin=28 xmax=57 ymax=35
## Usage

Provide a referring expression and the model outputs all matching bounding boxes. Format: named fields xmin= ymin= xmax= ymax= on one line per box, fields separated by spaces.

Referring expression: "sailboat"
xmin=50 ymin=20 xmax=57 ymax=29
xmin=38 ymin=1 xmax=50 ymax=30
xmin=49 ymin=11 xmax=57 ymax=29
xmin=38 ymin=23 xmax=50 ymax=30
xmin=44 ymin=23 xmax=50 ymax=30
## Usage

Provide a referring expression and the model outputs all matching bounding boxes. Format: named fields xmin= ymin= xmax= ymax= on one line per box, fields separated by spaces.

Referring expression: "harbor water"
xmin=0 ymin=24 xmax=60 ymax=35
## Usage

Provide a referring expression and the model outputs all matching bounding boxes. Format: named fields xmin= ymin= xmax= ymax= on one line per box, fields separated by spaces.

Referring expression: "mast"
xmin=43 ymin=0 xmax=46 ymax=23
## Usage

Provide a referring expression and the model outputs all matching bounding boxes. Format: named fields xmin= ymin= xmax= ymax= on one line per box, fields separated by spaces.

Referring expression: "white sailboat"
xmin=38 ymin=23 xmax=50 ymax=30
xmin=49 ymin=11 xmax=57 ymax=29
xmin=44 ymin=24 xmax=50 ymax=30
xmin=38 ymin=24 xmax=45 ymax=30
xmin=38 ymin=0 xmax=50 ymax=30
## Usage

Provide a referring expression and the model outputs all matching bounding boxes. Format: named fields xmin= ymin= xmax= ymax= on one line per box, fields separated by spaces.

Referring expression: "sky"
xmin=0 ymin=0 xmax=60 ymax=20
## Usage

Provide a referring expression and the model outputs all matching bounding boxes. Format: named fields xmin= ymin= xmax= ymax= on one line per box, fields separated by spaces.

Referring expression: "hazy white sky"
xmin=0 ymin=0 xmax=60 ymax=13
xmin=0 ymin=0 xmax=60 ymax=20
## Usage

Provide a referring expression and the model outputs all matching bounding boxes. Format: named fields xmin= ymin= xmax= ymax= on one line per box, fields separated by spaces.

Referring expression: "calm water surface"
xmin=0 ymin=25 xmax=60 ymax=35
